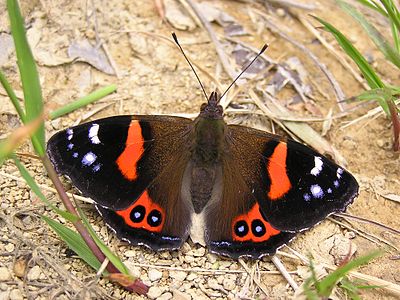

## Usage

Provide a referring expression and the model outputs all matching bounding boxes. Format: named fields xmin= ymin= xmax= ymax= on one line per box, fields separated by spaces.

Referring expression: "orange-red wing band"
xmin=116 ymin=190 xmax=165 ymax=233
xmin=232 ymin=203 xmax=280 ymax=242
xmin=267 ymin=142 xmax=291 ymax=200
xmin=116 ymin=120 xmax=144 ymax=181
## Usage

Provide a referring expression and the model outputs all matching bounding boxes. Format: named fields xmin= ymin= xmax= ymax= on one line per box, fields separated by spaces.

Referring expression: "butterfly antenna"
xmin=172 ymin=32 xmax=209 ymax=101
xmin=220 ymin=44 xmax=268 ymax=100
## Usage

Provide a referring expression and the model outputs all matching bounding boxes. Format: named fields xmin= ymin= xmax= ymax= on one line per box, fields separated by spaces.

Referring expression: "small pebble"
xmin=222 ymin=275 xmax=236 ymax=291
xmin=207 ymin=278 xmax=221 ymax=290
xmin=27 ymin=265 xmax=42 ymax=281
xmin=169 ymin=270 xmax=187 ymax=281
xmin=186 ymin=273 xmax=197 ymax=281
xmin=9 ymin=289 xmax=23 ymax=300
xmin=276 ymin=8 xmax=286 ymax=17
xmin=147 ymin=286 xmax=163 ymax=299
xmin=192 ymin=247 xmax=205 ymax=257
xmin=376 ymin=139 xmax=385 ymax=148
xmin=345 ymin=231 xmax=356 ymax=239
xmin=206 ymin=253 xmax=217 ymax=264
xmin=0 ymin=267 xmax=11 ymax=281
xmin=122 ymin=261 xmax=141 ymax=278
xmin=0 ymin=291 xmax=10 ymax=300
xmin=172 ymin=289 xmax=192 ymax=300
xmin=184 ymin=256 xmax=194 ymax=264
xmin=158 ymin=292 xmax=172 ymax=300
xmin=4 ymin=243 xmax=14 ymax=253
xmin=124 ymin=250 xmax=136 ymax=258
xmin=148 ymin=269 xmax=163 ymax=282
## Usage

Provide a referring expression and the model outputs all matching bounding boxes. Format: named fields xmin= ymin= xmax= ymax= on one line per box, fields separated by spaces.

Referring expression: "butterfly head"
xmin=199 ymin=91 xmax=223 ymax=120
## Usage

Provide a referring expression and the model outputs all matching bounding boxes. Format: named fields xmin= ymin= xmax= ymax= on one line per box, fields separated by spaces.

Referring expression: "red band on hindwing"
xmin=232 ymin=203 xmax=280 ymax=242
xmin=267 ymin=142 xmax=291 ymax=200
xmin=115 ymin=190 xmax=165 ymax=233
xmin=116 ymin=120 xmax=144 ymax=181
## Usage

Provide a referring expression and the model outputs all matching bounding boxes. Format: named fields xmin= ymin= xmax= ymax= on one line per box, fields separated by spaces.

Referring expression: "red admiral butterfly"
xmin=47 ymin=36 xmax=358 ymax=259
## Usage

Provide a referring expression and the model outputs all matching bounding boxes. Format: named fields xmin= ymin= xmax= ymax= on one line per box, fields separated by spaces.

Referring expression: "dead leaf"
xmin=34 ymin=48 xmax=74 ymax=66
xmin=232 ymin=44 xmax=269 ymax=76
xmin=198 ymin=2 xmax=246 ymax=36
xmin=165 ymin=0 xmax=196 ymax=31
xmin=382 ymin=193 xmax=400 ymax=203
xmin=68 ymin=39 xmax=115 ymax=75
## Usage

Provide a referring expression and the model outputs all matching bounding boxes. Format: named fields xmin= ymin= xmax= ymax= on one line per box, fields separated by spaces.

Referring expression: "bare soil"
xmin=0 ymin=0 xmax=399 ymax=299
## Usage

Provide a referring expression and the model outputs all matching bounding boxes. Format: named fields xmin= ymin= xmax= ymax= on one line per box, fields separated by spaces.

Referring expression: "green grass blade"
xmin=391 ymin=20 xmax=400 ymax=52
xmin=12 ymin=155 xmax=79 ymax=222
xmin=76 ymin=205 xmax=130 ymax=275
xmin=339 ymin=277 xmax=361 ymax=299
xmin=42 ymin=215 xmax=103 ymax=272
xmin=0 ymin=70 xmax=26 ymax=122
xmin=317 ymin=251 xmax=381 ymax=296
xmin=7 ymin=0 xmax=45 ymax=156
xmin=313 ymin=16 xmax=385 ymax=90
xmin=355 ymin=0 xmax=388 ymax=16
xmin=380 ymin=0 xmax=400 ymax=36
xmin=49 ymin=84 xmax=117 ymax=120
xmin=338 ymin=0 xmax=400 ymax=69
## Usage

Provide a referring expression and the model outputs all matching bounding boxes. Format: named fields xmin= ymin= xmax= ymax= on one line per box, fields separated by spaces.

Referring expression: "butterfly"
xmin=46 ymin=36 xmax=358 ymax=259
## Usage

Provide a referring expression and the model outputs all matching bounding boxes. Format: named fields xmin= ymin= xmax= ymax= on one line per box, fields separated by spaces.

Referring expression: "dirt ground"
xmin=0 ymin=0 xmax=399 ymax=299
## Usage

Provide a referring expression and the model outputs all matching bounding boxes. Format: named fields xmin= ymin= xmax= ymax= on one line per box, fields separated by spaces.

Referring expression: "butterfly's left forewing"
xmin=47 ymin=115 xmax=194 ymax=250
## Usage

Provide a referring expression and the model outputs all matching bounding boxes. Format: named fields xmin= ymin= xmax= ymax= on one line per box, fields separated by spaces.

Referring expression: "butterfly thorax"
xmin=190 ymin=92 xmax=226 ymax=213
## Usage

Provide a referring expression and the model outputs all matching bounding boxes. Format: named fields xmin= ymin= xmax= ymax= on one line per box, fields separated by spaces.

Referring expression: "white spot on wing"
xmin=327 ymin=188 xmax=332 ymax=194
xmin=88 ymin=124 xmax=101 ymax=144
xmin=303 ymin=193 xmax=311 ymax=202
xmin=92 ymin=163 xmax=102 ymax=172
xmin=336 ymin=168 xmax=343 ymax=179
xmin=82 ymin=152 xmax=97 ymax=166
xmin=67 ymin=143 xmax=74 ymax=150
xmin=310 ymin=156 xmax=323 ymax=176
xmin=311 ymin=184 xmax=324 ymax=198
xmin=66 ymin=128 xmax=73 ymax=140
xmin=72 ymin=152 xmax=78 ymax=158
xmin=334 ymin=180 xmax=339 ymax=188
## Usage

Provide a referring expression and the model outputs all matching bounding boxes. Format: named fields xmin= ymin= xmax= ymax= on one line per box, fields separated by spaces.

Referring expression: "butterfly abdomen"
xmin=189 ymin=116 xmax=227 ymax=213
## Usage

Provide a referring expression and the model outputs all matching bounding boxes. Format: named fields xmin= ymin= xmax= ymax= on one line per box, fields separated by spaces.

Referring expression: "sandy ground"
xmin=0 ymin=0 xmax=399 ymax=299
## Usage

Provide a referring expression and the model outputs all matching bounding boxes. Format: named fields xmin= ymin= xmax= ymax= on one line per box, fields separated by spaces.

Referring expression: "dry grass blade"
xmin=379 ymin=193 xmax=400 ymax=204
xmin=271 ymin=255 xmax=299 ymax=290
xmin=341 ymin=98 xmax=400 ymax=129
xmin=265 ymin=0 xmax=316 ymax=10
xmin=238 ymin=259 xmax=270 ymax=296
xmin=328 ymin=217 xmax=399 ymax=251
xmin=336 ymin=212 xmax=400 ymax=235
